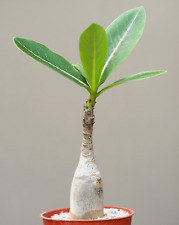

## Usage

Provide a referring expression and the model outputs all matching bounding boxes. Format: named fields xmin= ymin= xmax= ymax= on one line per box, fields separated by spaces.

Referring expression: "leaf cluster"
xmin=13 ymin=7 xmax=166 ymax=100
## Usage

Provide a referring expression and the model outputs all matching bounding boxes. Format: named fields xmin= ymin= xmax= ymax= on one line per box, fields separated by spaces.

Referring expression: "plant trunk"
xmin=70 ymin=99 xmax=104 ymax=220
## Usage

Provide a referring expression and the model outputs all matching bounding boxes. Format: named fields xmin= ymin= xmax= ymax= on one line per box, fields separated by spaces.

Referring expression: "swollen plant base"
xmin=40 ymin=206 xmax=134 ymax=225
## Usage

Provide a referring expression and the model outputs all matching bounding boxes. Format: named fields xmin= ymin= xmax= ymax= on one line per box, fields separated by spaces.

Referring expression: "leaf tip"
xmin=12 ymin=36 xmax=17 ymax=43
xmin=158 ymin=70 xmax=167 ymax=75
xmin=13 ymin=37 xmax=20 ymax=48
xmin=136 ymin=6 xmax=146 ymax=20
xmin=137 ymin=6 xmax=145 ymax=12
xmin=13 ymin=36 xmax=20 ymax=41
xmin=13 ymin=37 xmax=22 ymax=46
xmin=89 ymin=23 xmax=103 ymax=32
xmin=138 ymin=6 xmax=145 ymax=10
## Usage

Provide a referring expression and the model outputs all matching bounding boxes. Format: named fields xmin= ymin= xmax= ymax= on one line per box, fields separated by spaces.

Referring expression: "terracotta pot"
xmin=40 ymin=206 xmax=134 ymax=225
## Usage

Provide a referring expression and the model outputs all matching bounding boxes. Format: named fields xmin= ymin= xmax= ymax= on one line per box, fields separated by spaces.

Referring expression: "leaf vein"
xmin=16 ymin=40 xmax=88 ymax=88
xmin=101 ymin=8 xmax=141 ymax=76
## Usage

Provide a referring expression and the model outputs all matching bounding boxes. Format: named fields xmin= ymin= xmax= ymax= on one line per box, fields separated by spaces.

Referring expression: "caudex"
xmin=13 ymin=6 xmax=166 ymax=220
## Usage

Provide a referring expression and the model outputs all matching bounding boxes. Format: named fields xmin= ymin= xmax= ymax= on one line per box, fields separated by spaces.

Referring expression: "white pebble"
xmin=51 ymin=208 xmax=129 ymax=220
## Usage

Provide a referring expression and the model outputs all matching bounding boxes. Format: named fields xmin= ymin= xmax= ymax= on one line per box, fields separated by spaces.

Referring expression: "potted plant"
xmin=13 ymin=6 xmax=166 ymax=225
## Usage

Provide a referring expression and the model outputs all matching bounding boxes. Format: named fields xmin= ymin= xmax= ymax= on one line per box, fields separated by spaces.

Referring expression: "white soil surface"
xmin=51 ymin=208 xmax=129 ymax=220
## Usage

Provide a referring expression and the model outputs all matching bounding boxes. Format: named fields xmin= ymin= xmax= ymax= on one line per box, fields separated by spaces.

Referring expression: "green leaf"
xmin=13 ymin=37 xmax=90 ymax=90
xmin=99 ymin=6 xmax=146 ymax=86
xmin=97 ymin=70 xmax=167 ymax=96
xmin=73 ymin=63 xmax=87 ymax=79
xmin=79 ymin=23 xmax=107 ymax=94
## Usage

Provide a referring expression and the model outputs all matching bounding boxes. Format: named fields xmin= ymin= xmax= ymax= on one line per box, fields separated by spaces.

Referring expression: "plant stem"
xmin=70 ymin=96 xmax=104 ymax=220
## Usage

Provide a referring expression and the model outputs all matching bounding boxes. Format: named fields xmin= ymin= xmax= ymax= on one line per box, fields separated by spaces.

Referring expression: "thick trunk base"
xmin=70 ymin=99 xmax=104 ymax=220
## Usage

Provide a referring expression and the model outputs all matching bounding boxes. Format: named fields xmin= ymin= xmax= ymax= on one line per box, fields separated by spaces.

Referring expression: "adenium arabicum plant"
xmin=13 ymin=6 xmax=166 ymax=220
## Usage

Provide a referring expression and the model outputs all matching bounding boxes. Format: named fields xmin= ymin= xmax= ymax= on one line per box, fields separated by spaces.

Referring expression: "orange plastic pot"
xmin=40 ymin=206 xmax=134 ymax=225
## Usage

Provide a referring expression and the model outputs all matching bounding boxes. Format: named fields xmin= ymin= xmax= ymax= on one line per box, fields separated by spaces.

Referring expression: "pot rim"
xmin=40 ymin=206 xmax=135 ymax=222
